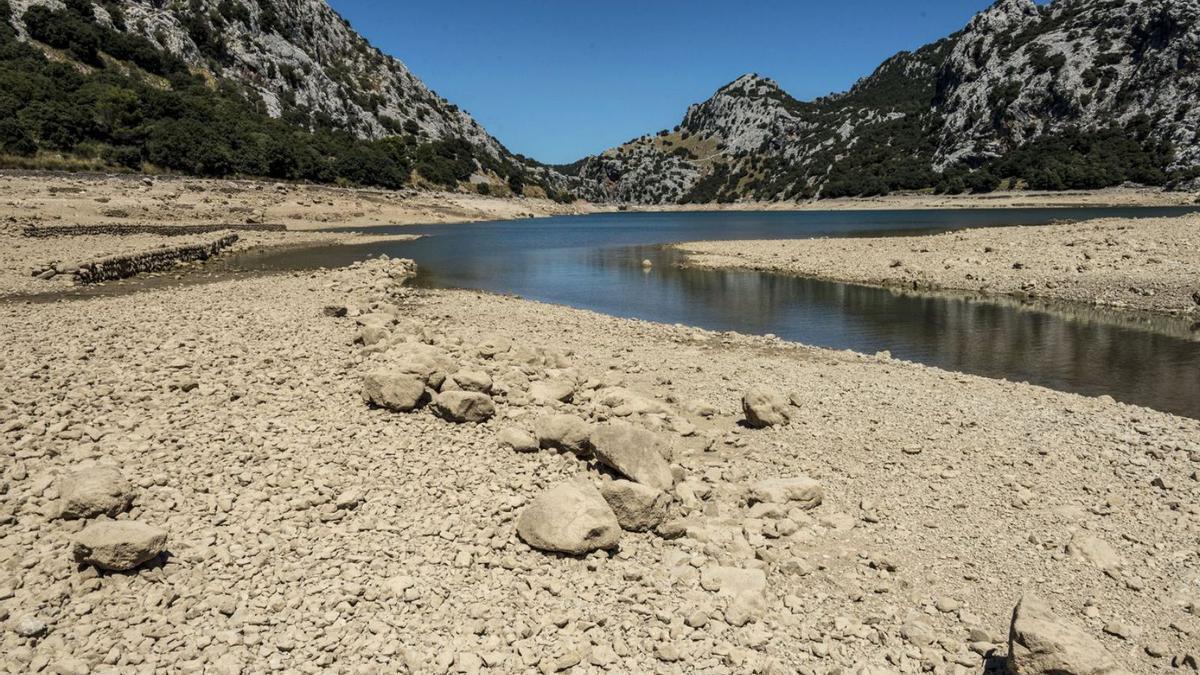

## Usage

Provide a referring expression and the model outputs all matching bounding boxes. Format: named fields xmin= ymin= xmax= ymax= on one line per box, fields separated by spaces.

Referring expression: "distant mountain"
xmin=573 ymin=0 xmax=1199 ymax=203
xmin=1 ymin=0 xmax=572 ymax=198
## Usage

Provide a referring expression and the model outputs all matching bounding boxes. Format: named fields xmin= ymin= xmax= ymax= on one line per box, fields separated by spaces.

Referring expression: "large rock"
xmin=1008 ymin=594 xmax=1123 ymax=675
xmin=432 ymin=391 xmax=495 ymax=423
xmin=590 ymin=422 xmax=674 ymax=491
xmin=517 ymin=478 xmax=621 ymax=555
xmin=58 ymin=466 xmax=136 ymax=519
xmin=747 ymin=477 xmax=823 ymax=511
xmin=72 ymin=521 xmax=167 ymax=571
xmin=362 ymin=371 xmax=428 ymax=412
xmin=528 ymin=379 xmax=575 ymax=404
xmin=600 ymin=480 xmax=670 ymax=532
xmin=444 ymin=369 xmax=492 ymax=394
xmin=535 ymin=414 xmax=593 ymax=456
xmin=742 ymin=386 xmax=792 ymax=428
xmin=497 ymin=427 xmax=539 ymax=453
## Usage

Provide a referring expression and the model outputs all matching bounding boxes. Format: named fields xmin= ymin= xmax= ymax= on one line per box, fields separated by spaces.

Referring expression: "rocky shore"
xmin=1 ymin=257 xmax=1197 ymax=674
xmin=677 ymin=213 xmax=1200 ymax=317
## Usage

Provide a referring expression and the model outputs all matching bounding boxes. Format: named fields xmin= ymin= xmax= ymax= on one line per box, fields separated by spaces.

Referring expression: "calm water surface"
xmin=72 ymin=207 xmax=1200 ymax=417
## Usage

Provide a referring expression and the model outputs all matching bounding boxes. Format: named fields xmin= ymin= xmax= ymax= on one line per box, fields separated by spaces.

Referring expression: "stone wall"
xmin=33 ymin=233 xmax=240 ymax=284
xmin=22 ymin=224 xmax=284 ymax=237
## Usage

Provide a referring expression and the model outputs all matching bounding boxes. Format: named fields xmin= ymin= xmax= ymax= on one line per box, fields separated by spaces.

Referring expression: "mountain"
xmin=0 ymin=0 xmax=572 ymax=198
xmin=573 ymin=0 xmax=1199 ymax=204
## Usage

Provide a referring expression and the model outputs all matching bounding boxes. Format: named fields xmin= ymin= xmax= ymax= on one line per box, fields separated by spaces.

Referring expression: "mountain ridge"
xmin=574 ymin=0 xmax=1198 ymax=204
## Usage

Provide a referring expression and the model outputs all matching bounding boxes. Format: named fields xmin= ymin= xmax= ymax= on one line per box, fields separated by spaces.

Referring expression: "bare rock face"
xmin=590 ymin=422 xmax=674 ymax=491
xmin=362 ymin=371 xmax=428 ymax=412
xmin=517 ymin=478 xmax=621 ymax=555
xmin=72 ymin=521 xmax=168 ymax=571
xmin=1008 ymin=594 xmax=1123 ymax=675
xmin=58 ymin=466 xmax=136 ymax=519
xmin=600 ymin=480 xmax=670 ymax=532
xmin=497 ymin=427 xmax=538 ymax=453
xmin=747 ymin=477 xmax=823 ymax=511
xmin=742 ymin=386 xmax=792 ymax=428
xmin=535 ymin=414 xmax=593 ymax=456
xmin=431 ymin=391 xmax=495 ymax=424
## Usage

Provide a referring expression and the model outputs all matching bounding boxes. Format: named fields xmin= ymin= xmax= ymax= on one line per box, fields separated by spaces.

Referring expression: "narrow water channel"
xmin=24 ymin=207 xmax=1200 ymax=418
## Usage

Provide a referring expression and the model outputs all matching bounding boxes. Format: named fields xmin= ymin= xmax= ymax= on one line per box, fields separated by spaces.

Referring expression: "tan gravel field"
xmin=1 ymin=259 xmax=1197 ymax=674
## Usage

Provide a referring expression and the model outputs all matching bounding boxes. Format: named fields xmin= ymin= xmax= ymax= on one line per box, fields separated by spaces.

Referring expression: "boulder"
xmin=444 ymin=369 xmax=492 ymax=394
xmin=362 ymin=371 xmax=428 ymax=412
xmin=534 ymin=414 xmax=593 ymax=456
xmin=72 ymin=521 xmax=167 ymax=571
xmin=432 ymin=391 xmax=495 ymax=423
xmin=497 ymin=427 xmax=539 ymax=453
xmin=747 ymin=477 xmax=823 ymax=511
xmin=742 ymin=386 xmax=792 ymax=428
xmin=528 ymin=379 xmax=575 ymax=404
xmin=58 ymin=466 xmax=136 ymax=519
xmin=600 ymin=480 xmax=670 ymax=532
xmin=517 ymin=478 xmax=621 ymax=555
xmin=591 ymin=422 xmax=674 ymax=491
xmin=1008 ymin=594 xmax=1123 ymax=675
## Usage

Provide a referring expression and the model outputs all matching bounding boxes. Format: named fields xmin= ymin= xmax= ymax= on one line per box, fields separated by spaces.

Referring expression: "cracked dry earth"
xmin=1 ymin=258 xmax=1198 ymax=674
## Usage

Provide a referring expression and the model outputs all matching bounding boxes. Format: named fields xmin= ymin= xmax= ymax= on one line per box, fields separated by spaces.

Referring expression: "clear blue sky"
xmin=327 ymin=0 xmax=1038 ymax=165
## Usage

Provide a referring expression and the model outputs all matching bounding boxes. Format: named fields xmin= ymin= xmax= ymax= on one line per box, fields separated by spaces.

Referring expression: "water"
xmin=33 ymin=207 xmax=1200 ymax=418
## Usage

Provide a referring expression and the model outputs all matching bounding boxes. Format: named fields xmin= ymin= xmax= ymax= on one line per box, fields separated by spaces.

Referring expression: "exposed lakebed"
xmin=47 ymin=207 xmax=1200 ymax=417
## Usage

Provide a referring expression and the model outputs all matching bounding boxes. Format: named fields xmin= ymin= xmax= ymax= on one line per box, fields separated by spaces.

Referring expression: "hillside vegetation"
xmin=0 ymin=0 xmax=573 ymax=200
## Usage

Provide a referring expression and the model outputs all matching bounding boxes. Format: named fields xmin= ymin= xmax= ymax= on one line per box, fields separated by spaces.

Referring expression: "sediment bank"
xmin=676 ymin=213 xmax=1200 ymax=317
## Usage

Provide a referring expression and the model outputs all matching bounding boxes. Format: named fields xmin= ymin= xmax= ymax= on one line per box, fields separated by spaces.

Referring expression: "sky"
xmin=327 ymin=1 xmax=1040 ymax=165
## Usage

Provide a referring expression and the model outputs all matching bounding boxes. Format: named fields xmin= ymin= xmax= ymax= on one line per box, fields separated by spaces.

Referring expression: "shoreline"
xmin=1 ymin=262 xmax=1196 ymax=672
xmin=674 ymin=213 xmax=1200 ymax=319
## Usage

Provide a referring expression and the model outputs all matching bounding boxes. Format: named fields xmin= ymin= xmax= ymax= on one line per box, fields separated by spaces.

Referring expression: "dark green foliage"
xmin=0 ymin=3 xmax=542 ymax=194
xmin=990 ymin=119 xmax=1172 ymax=189
xmin=680 ymin=164 xmax=731 ymax=204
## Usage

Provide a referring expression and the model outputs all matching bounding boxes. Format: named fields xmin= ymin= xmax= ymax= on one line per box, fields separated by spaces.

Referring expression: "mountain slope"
xmin=0 ymin=0 xmax=572 ymax=197
xmin=575 ymin=0 xmax=1198 ymax=204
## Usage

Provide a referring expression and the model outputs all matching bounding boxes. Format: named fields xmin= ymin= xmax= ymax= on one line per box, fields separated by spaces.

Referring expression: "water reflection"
xmin=14 ymin=207 xmax=1198 ymax=418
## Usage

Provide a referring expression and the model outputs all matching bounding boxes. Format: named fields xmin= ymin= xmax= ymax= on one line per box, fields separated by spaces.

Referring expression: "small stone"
xmin=655 ymin=643 xmax=681 ymax=662
xmin=13 ymin=615 xmax=47 ymax=638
